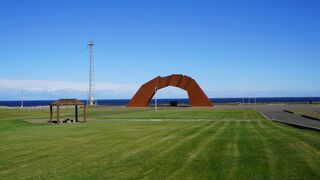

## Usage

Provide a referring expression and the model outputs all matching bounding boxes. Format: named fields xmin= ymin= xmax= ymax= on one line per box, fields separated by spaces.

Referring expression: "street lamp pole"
xmin=154 ymin=86 xmax=158 ymax=112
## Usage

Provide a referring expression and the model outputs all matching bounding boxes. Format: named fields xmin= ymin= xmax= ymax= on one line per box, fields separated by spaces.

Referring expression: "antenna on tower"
xmin=87 ymin=40 xmax=96 ymax=106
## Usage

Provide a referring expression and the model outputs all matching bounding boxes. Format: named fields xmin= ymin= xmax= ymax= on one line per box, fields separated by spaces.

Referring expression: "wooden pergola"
xmin=50 ymin=99 xmax=86 ymax=124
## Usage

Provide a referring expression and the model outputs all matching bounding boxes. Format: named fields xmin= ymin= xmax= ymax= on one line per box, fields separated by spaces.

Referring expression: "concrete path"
xmin=253 ymin=104 xmax=320 ymax=131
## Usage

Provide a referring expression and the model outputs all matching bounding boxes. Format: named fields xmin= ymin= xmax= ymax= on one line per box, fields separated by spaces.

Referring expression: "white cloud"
xmin=1 ymin=79 xmax=318 ymax=100
xmin=0 ymin=79 xmax=197 ymax=100
xmin=0 ymin=79 xmax=138 ymax=92
xmin=0 ymin=79 xmax=142 ymax=100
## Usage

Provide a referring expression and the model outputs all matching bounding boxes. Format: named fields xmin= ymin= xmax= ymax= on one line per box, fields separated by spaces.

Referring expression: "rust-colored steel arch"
xmin=127 ymin=74 xmax=213 ymax=107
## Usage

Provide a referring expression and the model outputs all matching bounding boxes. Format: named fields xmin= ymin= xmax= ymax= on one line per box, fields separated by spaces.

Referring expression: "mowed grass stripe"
xmin=223 ymin=121 xmax=241 ymax=178
xmin=173 ymin=120 xmax=241 ymax=179
xmin=237 ymin=121 xmax=269 ymax=178
xmin=1 ymin=123 xmax=143 ymax=166
xmin=0 ymin=107 xmax=319 ymax=179
xmin=262 ymin=120 xmax=320 ymax=158
xmin=53 ymin=124 xmax=204 ymax=178
xmin=116 ymin=122 xmax=213 ymax=159
xmin=167 ymin=120 xmax=231 ymax=179
xmin=269 ymin=120 xmax=320 ymax=150
xmin=93 ymin=121 xmax=220 ymax=179
xmin=208 ymin=120 xmax=242 ymax=179
xmin=93 ymin=108 xmax=262 ymax=120
xmin=250 ymin=120 xmax=276 ymax=179
xmin=255 ymin=119 xmax=320 ymax=179
xmin=45 ymin=121 xmax=213 ymax=179
xmin=246 ymin=120 xmax=272 ymax=178
xmin=184 ymin=120 xmax=270 ymax=179
xmin=265 ymin=121 xmax=320 ymax=177
xmin=0 ymin=121 xmax=205 ymax=178
xmin=139 ymin=121 xmax=225 ymax=179
xmin=48 ymin=122 xmax=198 ymax=172
xmin=72 ymin=121 xmax=212 ymax=177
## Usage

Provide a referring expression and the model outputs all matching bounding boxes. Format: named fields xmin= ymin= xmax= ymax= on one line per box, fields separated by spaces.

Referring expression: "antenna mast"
xmin=87 ymin=40 xmax=95 ymax=106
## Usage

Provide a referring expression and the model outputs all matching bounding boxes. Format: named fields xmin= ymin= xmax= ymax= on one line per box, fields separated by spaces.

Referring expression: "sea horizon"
xmin=1 ymin=97 xmax=319 ymax=107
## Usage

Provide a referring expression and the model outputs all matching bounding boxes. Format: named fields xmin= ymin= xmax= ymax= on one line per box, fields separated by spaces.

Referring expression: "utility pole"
xmin=87 ymin=40 xmax=95 ymax=106
xmin=21 ymin=88 xmax=24 ymax=108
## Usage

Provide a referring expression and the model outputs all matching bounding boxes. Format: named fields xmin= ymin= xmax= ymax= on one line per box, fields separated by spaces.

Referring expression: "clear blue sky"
xmin=0 ymin=0 xmax=319 ymax=99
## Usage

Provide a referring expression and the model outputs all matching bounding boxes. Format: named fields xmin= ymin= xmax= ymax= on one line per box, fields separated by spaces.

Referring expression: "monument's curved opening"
xmin=148 ymin=86 xmax=189 ymax=107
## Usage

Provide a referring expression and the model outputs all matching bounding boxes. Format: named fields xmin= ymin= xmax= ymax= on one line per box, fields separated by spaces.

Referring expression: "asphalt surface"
xmin=253 ymin=104 xmax=320 ymax=131
xmin=214 ymin=104 xmax=320 ymax=130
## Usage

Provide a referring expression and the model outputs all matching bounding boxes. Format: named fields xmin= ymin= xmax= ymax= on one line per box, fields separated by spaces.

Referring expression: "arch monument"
xmin=127 ymin=74 xmax=213 ymax=107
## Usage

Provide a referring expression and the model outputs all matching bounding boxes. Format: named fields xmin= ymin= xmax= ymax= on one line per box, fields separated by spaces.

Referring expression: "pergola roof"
xmin=51 ymin=99 xmax=85 ymax=106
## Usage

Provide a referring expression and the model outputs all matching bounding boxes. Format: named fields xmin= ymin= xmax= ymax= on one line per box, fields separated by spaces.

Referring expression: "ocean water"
xmin=0 ymin=97 xmax=319 ymax=107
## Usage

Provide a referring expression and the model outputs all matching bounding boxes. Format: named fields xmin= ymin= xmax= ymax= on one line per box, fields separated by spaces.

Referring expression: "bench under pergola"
xmin=50 ymin=99 xmax=87 ymax=124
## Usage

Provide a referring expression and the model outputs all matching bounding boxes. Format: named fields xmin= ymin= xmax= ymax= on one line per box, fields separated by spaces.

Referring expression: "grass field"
xmin=0 ymin=107 xmax=320 ymax=179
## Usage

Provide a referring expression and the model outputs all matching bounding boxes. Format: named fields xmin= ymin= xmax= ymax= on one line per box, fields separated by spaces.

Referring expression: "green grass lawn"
xmin=0 ymin=107 xmax=319 ymax=179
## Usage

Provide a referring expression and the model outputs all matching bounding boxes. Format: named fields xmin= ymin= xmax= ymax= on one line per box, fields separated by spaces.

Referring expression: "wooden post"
xmin=83 ymin=106 xmax=86 ymax=123
xmin=75 ymin=105 xmax=78 ymax=122
xmin=57 ymin=105 xmax=60 ymax=124
xmin=50 ymin=105 xmax=53 ymax=124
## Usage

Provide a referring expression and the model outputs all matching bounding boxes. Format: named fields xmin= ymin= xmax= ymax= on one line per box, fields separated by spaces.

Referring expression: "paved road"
xmin=253 ymin=104 xmax=320 ymax=131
